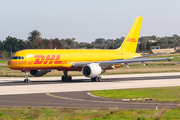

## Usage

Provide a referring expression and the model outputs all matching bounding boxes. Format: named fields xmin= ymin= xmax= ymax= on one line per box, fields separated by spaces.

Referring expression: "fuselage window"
xmin=11 ymin=56 xmax=24 ymax=60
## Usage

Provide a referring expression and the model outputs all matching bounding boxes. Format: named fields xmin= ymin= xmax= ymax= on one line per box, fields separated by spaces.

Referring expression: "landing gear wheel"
xmin=91 ymin=78 xmax=94 ymax=82
xmin=97 ymin=76 xmax=102 ymax=82
xmin=91 ymin=77 xmax=96 ymax=82
xmin=68 ymin=76 xmax=72 ymax=81
xmin=65 ymin=76 xmax=69 ymax=81
xmin=91 ymin=76 xmax=102 ymax=82
xmin=24 ymin=79 xmax=30 ymax=83
xmin=62 ymin=76 xmax=65 ymax=81
xmin=61 ymin=75 xmax=72 ymax=82
xmin=61 ymin=71 xmax=72 ymax=82
xmin=95 ymin=77 xmax=99 ymax=81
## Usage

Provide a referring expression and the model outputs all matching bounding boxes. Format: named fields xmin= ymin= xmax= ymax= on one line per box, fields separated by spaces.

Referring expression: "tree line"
xmin=0 ymin=30 xmax=180 ymax=59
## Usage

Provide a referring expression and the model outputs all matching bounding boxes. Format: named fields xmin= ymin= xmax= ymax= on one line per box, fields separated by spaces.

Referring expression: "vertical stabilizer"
xmin=117 ymin=17 xmax=143 ymax=53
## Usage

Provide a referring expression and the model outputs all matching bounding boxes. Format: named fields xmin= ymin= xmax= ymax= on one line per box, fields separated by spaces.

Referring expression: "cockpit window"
xmin=10 ymin=56 xmax=24 ymax=60
xmin=11 ymin=56 xmax=17 ymax=60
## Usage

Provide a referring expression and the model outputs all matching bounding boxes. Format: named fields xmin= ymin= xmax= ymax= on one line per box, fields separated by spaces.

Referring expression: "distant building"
xmin=151 ymin=46 xmax=176 ymax=53
xmin=151 ymin=46 xmax=160 ymax=50
xmin=151 ymin=48 xmax=175 ymax=53
xmin=148 ymin=40 xmax=157 ymax=43
xmin=175 ymin=46 xmax=180 ymax=50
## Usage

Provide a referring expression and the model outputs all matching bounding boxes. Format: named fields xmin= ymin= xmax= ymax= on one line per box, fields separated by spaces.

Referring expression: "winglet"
xmin=117 ymin=17 xmax=143 ymax=53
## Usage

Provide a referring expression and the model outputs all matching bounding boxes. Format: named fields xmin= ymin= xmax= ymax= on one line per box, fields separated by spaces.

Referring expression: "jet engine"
xmin=82 ymin=63 xmax=104 ymax=78
xmin=30 ymin=70 xmax=51 ymax=77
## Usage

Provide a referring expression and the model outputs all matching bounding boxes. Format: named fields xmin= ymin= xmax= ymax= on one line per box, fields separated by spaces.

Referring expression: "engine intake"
xmin=82 ymin=63 xmax=103 ymax=78
xmin=30 ymin=70 xmax=51 ymax=77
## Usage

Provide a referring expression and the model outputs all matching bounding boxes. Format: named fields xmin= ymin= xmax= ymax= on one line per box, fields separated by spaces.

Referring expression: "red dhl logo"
xmin=126 ymin=38 xmax=136 ymax=42
xmin=34 ymin=55 xmax=62 ymax=64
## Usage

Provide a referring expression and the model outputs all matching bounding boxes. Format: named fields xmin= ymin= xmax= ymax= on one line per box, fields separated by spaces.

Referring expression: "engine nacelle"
xmin=82 ymin=63 xmax=103 ymax=78
xmin=30 ymin=70 xmax=51 ymax=77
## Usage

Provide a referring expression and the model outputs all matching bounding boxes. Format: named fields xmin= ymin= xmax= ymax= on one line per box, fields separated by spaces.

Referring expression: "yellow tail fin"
xmin=117 ymin=17 xmax=143 ymax=53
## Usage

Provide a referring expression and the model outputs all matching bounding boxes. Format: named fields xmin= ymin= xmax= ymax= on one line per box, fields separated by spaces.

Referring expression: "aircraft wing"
xmin=135 ymin=53 xmax=170 ymax=58
xmin=72 ymin=57 xmax=172 ymax=68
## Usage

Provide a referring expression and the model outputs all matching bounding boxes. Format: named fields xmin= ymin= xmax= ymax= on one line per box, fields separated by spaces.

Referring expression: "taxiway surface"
xmin=0 ymin=72 xmax=180 ymax=109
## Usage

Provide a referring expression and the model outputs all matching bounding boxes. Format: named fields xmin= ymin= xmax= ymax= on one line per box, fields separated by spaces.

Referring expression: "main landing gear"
xmin=61 ymin=71 xmax=72 ymax=82
xmin=91 ymin=76 xmax=102 ymax=82
xmin=24 ymin=71 xmax=30 ymax=83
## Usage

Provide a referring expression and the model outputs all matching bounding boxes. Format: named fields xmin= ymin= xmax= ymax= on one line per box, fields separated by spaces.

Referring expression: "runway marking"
xmin=46 ymin=93 xmax=177 ymax=106
xmin=87 ymin=92 xmax=104 ymax=98
xmin=46 ymin=93 xmax=123 ymax=103
xmin=0 ymin=99 xmax=60 ymax=105
xmin=0 ymin=99 xmax=117 ymax=107
xmin=0 ymin=99 xmax=105 ymax=108
xmin=86 ymin=92 xmax=131 ymax=101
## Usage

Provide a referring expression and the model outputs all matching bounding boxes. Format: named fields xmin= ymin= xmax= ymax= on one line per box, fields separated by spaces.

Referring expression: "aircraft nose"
xmin=7 ymin=60 xmax=13 ymax=68
xmin=7 ymin=60 xmax=18 ymax=69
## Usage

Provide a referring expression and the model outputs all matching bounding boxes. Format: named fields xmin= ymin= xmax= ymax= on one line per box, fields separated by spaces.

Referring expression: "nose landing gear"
xmin=24 ymin=71 xmax=30 ymax=83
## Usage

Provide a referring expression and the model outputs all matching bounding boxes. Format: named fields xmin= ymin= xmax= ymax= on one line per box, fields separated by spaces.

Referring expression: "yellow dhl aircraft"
xmin=7 ymin=17 xmax=171 ymax=83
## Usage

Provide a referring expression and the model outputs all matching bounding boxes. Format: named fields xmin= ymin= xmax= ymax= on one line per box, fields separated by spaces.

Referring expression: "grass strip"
xmin=0 ymin=60 xmax=8 ymax=64
xmin=148 ymin=54 xmax=180 ymax=62
xmin=0 ymin=107 xmax=180 ymax=120
xmin=91 ymin=86 xmax=180 ymax=102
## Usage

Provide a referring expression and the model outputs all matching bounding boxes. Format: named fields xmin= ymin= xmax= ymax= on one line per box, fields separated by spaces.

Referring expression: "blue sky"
xmin=0 ymin=0 xmax=180 ymax=43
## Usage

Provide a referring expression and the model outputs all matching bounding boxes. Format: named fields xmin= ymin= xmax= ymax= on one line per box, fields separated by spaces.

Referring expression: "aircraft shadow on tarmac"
xmin=1 ymin=75 xmax=180 ymax=86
